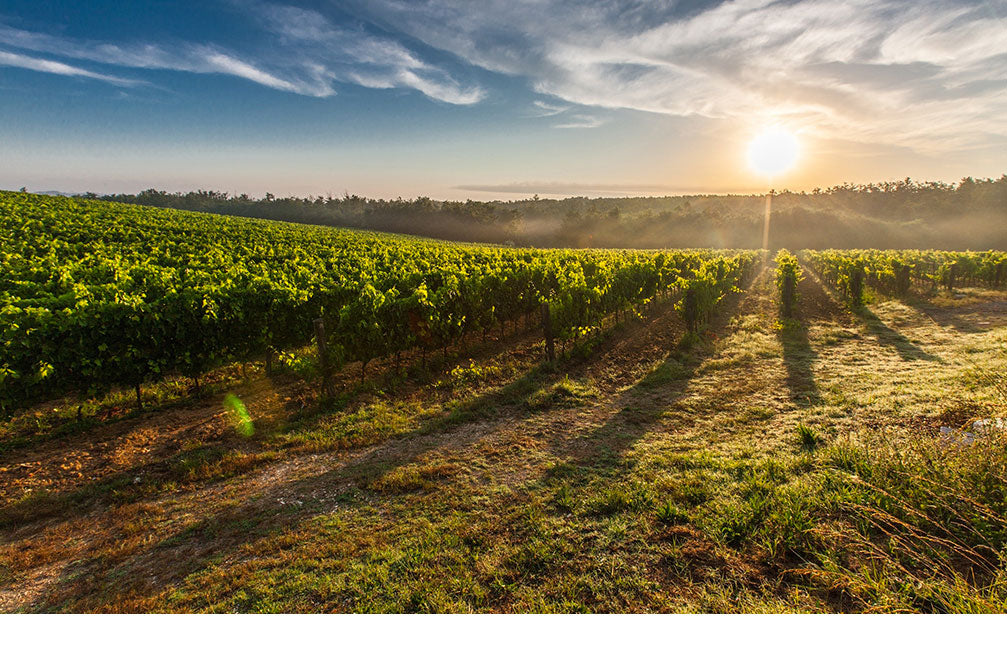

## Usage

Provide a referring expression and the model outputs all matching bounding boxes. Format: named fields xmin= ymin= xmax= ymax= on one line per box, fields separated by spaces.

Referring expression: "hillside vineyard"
xmin=1 ymin=192 xmax=758 ymax=412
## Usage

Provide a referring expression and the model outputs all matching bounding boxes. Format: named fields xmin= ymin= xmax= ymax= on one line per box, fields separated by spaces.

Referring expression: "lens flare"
xmin=747 ymin=126 xmax=799 ymax=177
xmin=223 ymin=393 xmax=254 ymax=437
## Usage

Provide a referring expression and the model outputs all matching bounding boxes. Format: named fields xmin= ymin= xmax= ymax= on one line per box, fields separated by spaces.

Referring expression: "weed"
xmin=796 ymin=422 xmax=820 ymax=450
xmin=526 ymin=376 xmax=598 ymax=410
xmin=552 ymin=484 xmax=578 ymax=514
xmin=441 ymin=360 xmax=503 ymax=389
xmin=589 ymin=484 xmax=654 ymax=516
xmin=655 ymin=501 xmax=690 ymax=525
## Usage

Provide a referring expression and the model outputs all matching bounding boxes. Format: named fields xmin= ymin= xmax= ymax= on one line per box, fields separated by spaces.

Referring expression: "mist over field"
xmin=91 ymin=176 xmax=1007 ymax=250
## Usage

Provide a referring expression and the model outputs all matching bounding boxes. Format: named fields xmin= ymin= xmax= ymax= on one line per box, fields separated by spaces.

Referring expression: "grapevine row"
xmin=774 ymin=249 xmax=803 ymax=318
xmin=802 ymin=249 xmax=1007 ymax=305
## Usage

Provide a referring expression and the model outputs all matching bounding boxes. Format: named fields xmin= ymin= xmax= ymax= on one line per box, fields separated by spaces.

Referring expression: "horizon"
xmin=2 ymin=1 xmax=1006 ymax=200
xmin=8 ymin=174 xmax=1004 ymax=204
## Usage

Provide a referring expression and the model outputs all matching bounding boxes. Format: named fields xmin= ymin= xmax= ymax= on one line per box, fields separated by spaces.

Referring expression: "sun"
xmin=747 ymin=126 xmax=800 ymax=178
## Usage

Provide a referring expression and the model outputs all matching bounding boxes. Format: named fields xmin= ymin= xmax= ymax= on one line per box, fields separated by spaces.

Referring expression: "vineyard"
xmin=1 ymin=192 xmax=756 ymax=414
xmin=2 ymin=192 xmax=1007 ymax=614
xmin=804 ymin=249 xmax=1007 ymax=306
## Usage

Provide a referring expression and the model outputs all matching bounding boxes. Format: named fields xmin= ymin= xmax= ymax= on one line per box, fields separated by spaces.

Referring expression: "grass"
xmin=3 ymin=270 xmax=1007 ymax=613
xmin=796 ymin=423 xmax=820 ymax=450
xmin=526 ymin=377 xmax=599 ymax=410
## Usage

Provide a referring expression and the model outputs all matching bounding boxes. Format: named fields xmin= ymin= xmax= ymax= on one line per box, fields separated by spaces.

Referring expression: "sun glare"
xmin=747 ymin=126 xmax=800 ymax=178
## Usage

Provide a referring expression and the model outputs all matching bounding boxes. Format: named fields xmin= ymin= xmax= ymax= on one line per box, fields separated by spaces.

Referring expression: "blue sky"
xmin=1 ymin=0 xmax=1004 ymax=199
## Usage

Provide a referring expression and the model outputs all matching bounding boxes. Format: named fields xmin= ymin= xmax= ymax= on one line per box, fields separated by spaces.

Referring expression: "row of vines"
xmin=1 ymin=192 xmax=757 ymax=413
xmin=803 ymin=249 xmax=1007 ymax=306
xmin=774 ymin=249 xmax=803 ymax=318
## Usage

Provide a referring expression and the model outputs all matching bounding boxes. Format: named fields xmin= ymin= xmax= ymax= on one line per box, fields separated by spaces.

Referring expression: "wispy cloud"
xmin=349 ymin=0 xmax=1007 ymax=150
xmin=0 ymin=2 xmax=484 ymax=104
xmin=254 ymin=3 xmax=484 ymax=104
xmin=0 ymin=23 xmax=336 ymax=97
xmin=202 ymin=52 xmax=330 ymax=96
xmin=0 ymin=49 xmax=139 ymax=86
xmin=3 ymin=0 xmax=1003 ymax=150
xmin=531 ymin=100 xmax=568 ymax=117
xmin=530 ymin=100 xmax=604 ymax=127
xmin=554 ymin=114 xmax=606 ymax=129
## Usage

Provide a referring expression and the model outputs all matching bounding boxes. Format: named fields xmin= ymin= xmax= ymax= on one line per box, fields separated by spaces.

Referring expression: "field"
xmin=2 ymin=193 xmax=1007 ymax=612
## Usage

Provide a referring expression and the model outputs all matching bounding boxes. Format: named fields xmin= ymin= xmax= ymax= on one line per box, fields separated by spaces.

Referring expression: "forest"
xmin=87 ymin=176 xmax=1007 ymax=250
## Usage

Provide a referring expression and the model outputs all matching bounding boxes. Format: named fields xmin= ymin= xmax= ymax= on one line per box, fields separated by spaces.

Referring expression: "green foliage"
xmin=795 ymin=422 xmax=819 ymax=450
xmin=443 ymin=360 xmax=502 ymax=388
xmin=674 ymin=255 xmax=757 ymax=332
xmin=774 ymin=249 xmax=803 ymax=318
xmin=804 ymin=249 xmax=1007 ymax=304
xmin=655 ymin=501 xmax=690 ymax=525
xmin=0 ymin=191 xmax=757 ymax=414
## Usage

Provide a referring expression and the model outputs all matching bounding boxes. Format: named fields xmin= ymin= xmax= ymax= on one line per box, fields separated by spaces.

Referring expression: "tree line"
xmin=77 ymin=176 xmax=1007 ymax=250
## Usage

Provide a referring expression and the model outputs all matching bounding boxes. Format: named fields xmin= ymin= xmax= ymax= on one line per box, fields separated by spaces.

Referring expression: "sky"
xmin=0 ymin=0 xmax=1004 ymax=200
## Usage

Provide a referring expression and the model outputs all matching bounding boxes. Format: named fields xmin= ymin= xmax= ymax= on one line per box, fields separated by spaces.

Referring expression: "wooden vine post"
xmin=541 ymin=303 xmax=555 ymax=362
xmin=313 ymin=318 xmax=334 ymax=397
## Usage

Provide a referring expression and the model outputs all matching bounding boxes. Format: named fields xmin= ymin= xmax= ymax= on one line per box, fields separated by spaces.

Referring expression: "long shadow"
xmin=544 ymin=269 xmax=757 ymax=473
xmin=18 ymin=303 xmax=691 ymax=611
xmin=854 ymin=305 xmax=942 ymax=363
xmin=777 ymin=321 xmax=820 ymax=405
xmin=19 ymin=362 xmax=551 ymax=611
xmin=800 ymin=264 xmax=941 ymax=364
xmin=905 ymin=295 xmax=1007 ymax=334
xmin=16 ymin=280 xmax=762 ymax=612
xmin=0 ymin=312 xmax=562 ymax=532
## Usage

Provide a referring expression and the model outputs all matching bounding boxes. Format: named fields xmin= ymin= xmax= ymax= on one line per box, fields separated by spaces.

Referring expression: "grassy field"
xmin=2 ymin=264 xmax=1006 ymax=612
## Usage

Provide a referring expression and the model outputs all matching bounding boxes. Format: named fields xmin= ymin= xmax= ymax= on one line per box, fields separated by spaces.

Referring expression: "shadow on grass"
xmin=0 ymin=315 xmax=555 ymax=531
xmin=777 ymin=321 xmax=820 ymax=405
xmin=545 ymin=274 xmax=753 ymax=473
xmin=13 ymin=293 xmax=741 ymax=612
xmin=12 ymin=324 xmax=592 ymax=611
xmin=854 ymin=306 xmax=942 ymax=363
xmin=905 ymin=295 xmax=1007 ymax=335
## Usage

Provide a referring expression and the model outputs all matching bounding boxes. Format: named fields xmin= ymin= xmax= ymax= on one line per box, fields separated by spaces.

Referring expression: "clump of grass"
xmin=655 ymin=501 xmax=690 ymax=525
xmin=588 ymin=484 xmax=654 ymax=516
xmin=638 ymin=356 xmax=689 ymax=389
xmin=796 ymin=422 xmax=820 ymax=450
xmin=552 ymin=484 xmax=578 ymax=513
xmin=526 ymin=376 xmax=598 ymax=410
xmin=726 ymin=409 xmax=1007 ymax=611
xmin=370 ymin=462 xmax=459 ymax=494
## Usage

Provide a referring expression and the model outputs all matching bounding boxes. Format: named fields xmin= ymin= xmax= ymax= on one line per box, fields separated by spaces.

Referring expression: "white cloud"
xmin=554 ymin=114 xmax=605 ymax=129
xmin=202 ymin=52 xmax=330 ymax=96
xmin=347 ymin=0 xmax=1007 ymax=151
xmin=0 ymin=2 xmax=484 ymax=104
xmin=531 ymin=100 xmax=568 ymax=117
xmin=255 ymin=3 xmax=483 ymax=104
xmin=530 ymin=99 xmax=604 ymax=127
xmin=2 ymin=0 xmax=1002 ymax=147
xmin=0 ymin=49 xmax=139 ymax=85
